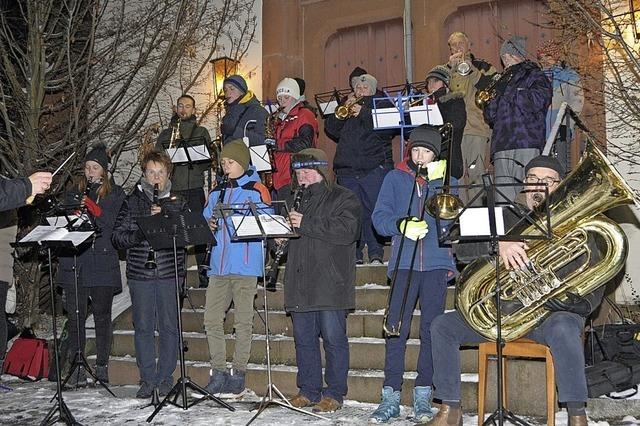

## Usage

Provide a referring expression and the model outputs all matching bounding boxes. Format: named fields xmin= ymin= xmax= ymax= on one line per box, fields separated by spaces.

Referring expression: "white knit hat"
xmin=276 ymin=77 xmax=301 ymax=99
xmin=353 ymin=74 xmax=378 ymax=92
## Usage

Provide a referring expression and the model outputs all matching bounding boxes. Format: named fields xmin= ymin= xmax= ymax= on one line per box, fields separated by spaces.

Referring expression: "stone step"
xmin=182 ymin=285 xmax=457 ymax=312
xmin=100 ymin=356 xmax=480 ymax=409
xmin=188 ymin=263 xmax=391 ymax=288
xmin=104 ymin=330 xmax=480 ymax=373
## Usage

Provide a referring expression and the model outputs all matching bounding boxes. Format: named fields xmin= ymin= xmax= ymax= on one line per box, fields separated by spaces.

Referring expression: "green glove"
xmin=397 ymin=216 xmax=429 ymax=241
xmin=427 ymin=159 xmax=447 ymax=181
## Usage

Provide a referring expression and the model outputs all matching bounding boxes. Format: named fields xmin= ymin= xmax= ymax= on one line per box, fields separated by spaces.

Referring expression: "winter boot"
xmin=369 ymin=386 xmax=401 ymax=423
xmin=158 ymin=377 xmax=174 ymax=397
xmin=413 ymin=386 xmax=434 ymax=423
xmin=136 ymin=381 xmax=155 ymax=399
xmin=95 ymin=364 xmax=109 ymax=384
xmin=425 ymin=402 xmax=462 ymax=426
xmin=221 ymin=368 xmax=246 ymax=394
xmin=204 ymin=368 xmax=228 ymax=394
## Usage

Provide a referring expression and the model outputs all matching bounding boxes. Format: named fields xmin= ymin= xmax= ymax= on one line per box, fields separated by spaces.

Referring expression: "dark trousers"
xmin=64 ymin=285 xmax=115 ymax=366
xmin=431 ymin=310 xmax=588 ymax=403
xmin=337 ymin=166 xmax=388 ymax=261
xmin=177 ymin=188 xmax=206 ymax=266
xmin=0 ymin=280 xmax=7 ymax=359
xmin=129 ymin=278 xmax=179 ymax=385
xmin=383 ymin=269 xmax=448 ymax=391
xmin=291 ymin=310 xmax=350 ymax=403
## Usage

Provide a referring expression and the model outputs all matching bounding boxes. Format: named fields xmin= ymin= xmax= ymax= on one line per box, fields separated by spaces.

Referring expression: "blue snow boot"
xmin=369 ymin=386 xmax=401 ymax=423
xmin=413 ymin=385 xmax=434 ymax=423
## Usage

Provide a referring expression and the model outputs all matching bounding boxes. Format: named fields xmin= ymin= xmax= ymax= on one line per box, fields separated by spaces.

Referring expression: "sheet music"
xmin=409 ymin=102 xmax=444 ymax=126
xmin=46 ymin=215 xmax=86 ymax=227
xmin=318 ymin=100 xmax=338 ymax=115
xmin=372 ymin=107 xmax=403 ymax=129
xmin=459 ymin=207 xmax=505 ymax=237
xmin=167 ymin=145 xmax=210 ymax=164
xmin=19 ymin=225 xmax=93 ymax=246
xmin=231 ymin=214 xmax=292 ymax=237
xmin=249 ymin=145 xmax=273 ymax=172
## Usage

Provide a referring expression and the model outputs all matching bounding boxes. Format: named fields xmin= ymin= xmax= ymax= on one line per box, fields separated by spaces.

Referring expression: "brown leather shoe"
xmin=312 ymin=396 xmax=342 ymax=413
xmin=288 ymin=393 xmax=314 ymax=408
xmin=425 ymin=403 xmax=462 ymax=425
xmin=568 ymin=414 xmax=588 ymax=426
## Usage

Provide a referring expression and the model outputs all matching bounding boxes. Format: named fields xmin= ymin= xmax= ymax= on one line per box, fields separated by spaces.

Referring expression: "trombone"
xmin=426 ymin=123 xmax=463 ymax=220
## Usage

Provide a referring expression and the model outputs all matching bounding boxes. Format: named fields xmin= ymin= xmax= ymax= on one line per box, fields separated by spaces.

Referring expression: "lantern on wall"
xmin=210 ymin=56 xmax=239 ymax=100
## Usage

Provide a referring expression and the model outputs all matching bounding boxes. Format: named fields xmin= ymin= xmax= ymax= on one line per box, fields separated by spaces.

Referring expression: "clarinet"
xmin=144 ymin=184 xmax=159 ymax=269
xmin=264 ymin=186 xmax=304 ymax=291
xmin=200 ymin=175 xmax=229 ymax=272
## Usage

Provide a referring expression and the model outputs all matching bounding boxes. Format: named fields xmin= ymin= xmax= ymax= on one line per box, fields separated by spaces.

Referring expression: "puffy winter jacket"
xmin=221 ymin=91 xmax=268 ymax=147
xmin=325 ymin=91 xmax=396 ymax=177
xmin=273 ymin=101 xmax=318 ymax=190
xmin=372 ymin=160 xmax=457 ymax=276
xmin=484 ymin=60 xmax=552 ymax=157
xmin=283 ymin=182 xmax=361 ymax=313
xmin=112 ymin=186 xmax=189 ymax=280
xmin=203 ymin=170 xmax=272 ymax=277
xmin=57 ymin=182 xmax=125 ymax=289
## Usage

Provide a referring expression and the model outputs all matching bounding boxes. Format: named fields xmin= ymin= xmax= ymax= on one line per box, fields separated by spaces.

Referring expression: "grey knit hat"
xmin=410 ymin=125 xmax=441 ymax=157
xmin=426 ymin=65 xmax=451 ymax=87
xmin=223 ymin=74 xmax=248 ymax=94
xmin=500 ymin=35 xmax=527 ymax=58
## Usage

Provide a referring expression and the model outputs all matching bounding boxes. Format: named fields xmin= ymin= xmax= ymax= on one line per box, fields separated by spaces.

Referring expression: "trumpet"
xmin=335 ymin=96 xmax=364 ymax=120
xmin=475 ymin=70 xmax=513 ymax=110
xmin=456 ymin=60 xmax=471 ymax=76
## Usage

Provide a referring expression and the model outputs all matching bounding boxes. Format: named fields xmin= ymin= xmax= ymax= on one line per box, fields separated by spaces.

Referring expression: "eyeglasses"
xmin=525 ymin=174 xmax=560 ymax=186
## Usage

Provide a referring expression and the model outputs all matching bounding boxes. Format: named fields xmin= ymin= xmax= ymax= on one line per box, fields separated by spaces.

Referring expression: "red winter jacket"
xmin=273 ymin=102 xmax=318 ymax=190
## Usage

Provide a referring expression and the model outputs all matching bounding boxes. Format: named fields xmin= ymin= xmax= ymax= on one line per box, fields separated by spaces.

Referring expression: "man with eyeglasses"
xmin=426 ymin=155 xmax=601 ymax=426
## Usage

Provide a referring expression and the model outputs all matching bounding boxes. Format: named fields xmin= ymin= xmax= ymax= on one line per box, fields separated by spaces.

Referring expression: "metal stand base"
xmin=59 ymin=351 xmax=115 ymax=396
xmin=246 ymin=383 xmax=328 ymax=425
xmin=483 ymin=408 xmax=532 ymax=426
xmin=40 ymin=397 xmax=82 ymax=426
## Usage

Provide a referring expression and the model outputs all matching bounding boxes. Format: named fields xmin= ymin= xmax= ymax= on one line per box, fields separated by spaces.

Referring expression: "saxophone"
xmin=456 ymin=141 xmax=636 ymax=341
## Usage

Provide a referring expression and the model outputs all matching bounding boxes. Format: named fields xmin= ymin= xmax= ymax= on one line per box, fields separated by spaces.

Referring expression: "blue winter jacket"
xmin=203 ymin=169 xmax=271 ymax=277
xmin=484 ymin=60 xmax=552 ymax=157
xmin=372 ymin=161 xmax=457 ymax=276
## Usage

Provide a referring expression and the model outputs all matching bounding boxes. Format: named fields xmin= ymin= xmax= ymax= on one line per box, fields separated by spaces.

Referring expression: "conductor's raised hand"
xmin=29 ymin=172 xmax=53 ymax=196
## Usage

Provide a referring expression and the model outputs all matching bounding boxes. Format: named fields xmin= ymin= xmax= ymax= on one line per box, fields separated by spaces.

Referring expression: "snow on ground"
xmin=0 ymin=375 xmax=636 ymax=425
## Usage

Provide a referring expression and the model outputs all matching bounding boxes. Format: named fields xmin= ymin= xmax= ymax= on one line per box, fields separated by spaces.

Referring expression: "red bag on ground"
xmin=3 ymin=336 xmax=50 ymax=381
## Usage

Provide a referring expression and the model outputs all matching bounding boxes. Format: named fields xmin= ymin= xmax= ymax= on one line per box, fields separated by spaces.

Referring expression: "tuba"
xmin=456 ymin=141 xmax=636 ymax=342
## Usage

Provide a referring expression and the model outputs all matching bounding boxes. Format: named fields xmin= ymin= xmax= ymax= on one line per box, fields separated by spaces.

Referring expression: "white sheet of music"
xmin=167 ymin=145 xmax=210 ymax=164
xmin=19 ymin=225 xmax=93 ymax=246
xmin=409 ymin=102 xmax=444 ymax=126
xmin=249 ymin=145 xmax=273 ymax=172
xmin=231 ymin=214 xmax=292 ymax=237
xmin=459 ymin=207 xmax=506 ymax=237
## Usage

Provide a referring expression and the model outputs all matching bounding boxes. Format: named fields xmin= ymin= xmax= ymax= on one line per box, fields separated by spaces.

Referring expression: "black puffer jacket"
xmin=57 ymin=182 xmax=126 ymax=289
xmin=112 ymin=185 xmax=189 ymax=280
xmin=0 ymin=176 xmax=31 ymax=212
xmin=221 ymin=93 xmax=268 ymax=146
xmin=283 ymin=182 xmax=361 ymax=313
xmin=325 ymin=91 xmax=397 ymax=177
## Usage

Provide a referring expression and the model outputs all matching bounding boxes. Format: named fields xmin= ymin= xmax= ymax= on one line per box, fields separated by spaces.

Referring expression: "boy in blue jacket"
xmin=370 ymin=125 xmax=457 ymax=423
xmin=202 ymin=139 xmax=271 ymax=395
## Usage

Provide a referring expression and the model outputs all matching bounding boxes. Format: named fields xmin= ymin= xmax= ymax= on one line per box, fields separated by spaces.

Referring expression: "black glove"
xmin=543 ymin=292 xmax=592 ymax=316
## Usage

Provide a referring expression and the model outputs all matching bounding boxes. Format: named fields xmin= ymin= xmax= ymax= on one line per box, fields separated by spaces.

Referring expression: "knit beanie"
xmin=276 ymin=77 xmax=301 ymax=99
xmin=84 ymin=143 xmax=109 ymax=171
xmin=537 ymin=39 xmax=562 ymax=61
xmin=353 ymin=73 xmax=377 ymax=92
xmin=500 ymin=35 xmax=527 ymax=59
xmin=223 ymin=74 xmax=248 ymax=94
xmin=220 ymin=139 xmax=251 ymax=171
xmin=410 ymin=125 xmax=441 ymax=157
xmin=349 ymin=66 xmax=368 ymax=89
xmin=426 ymin=65 xmax=451 ymax=87
xmin=291 ymin=148 xmax=331 ymax=187
xmin=525 ymin=155 xmax=565 ymax=178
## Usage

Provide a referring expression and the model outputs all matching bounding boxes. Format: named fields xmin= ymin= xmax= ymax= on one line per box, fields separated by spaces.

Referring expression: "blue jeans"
xmin=337 ymin=166 xmax=389 ymax=261
xmin=383 ymin=269 xmax=449 ymax=391
xmin=291 ymin=310 xmax=350 ymax=403
xmin=431 ymin=310 xmax=588 ymax=403
xmin=129 ymin=278 xmax=179 ymax=385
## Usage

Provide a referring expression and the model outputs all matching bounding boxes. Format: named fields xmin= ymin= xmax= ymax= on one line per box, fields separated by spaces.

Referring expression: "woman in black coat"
xmin=56 ymin=143 xmax=125 ymax=385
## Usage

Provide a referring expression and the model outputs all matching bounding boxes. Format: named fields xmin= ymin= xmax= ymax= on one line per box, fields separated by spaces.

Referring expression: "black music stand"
xmin=433 ymin=175 xmax=552 ymax=426
xmin=14 ymin=223 xmax=95 ymax=426
xmin=136 ymin=211 xmax=234 ymax=422
xmin=216 ymin=201 xmax=327 ymax=424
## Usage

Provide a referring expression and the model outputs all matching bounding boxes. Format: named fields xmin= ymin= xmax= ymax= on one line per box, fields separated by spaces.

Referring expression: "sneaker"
xmin=370 ymin=257 xmax=383 ymax=265
xmin=158 ymin=377 xmax=174 ymax=397
xmin=67 ymin=366 xmax=88 ymax=388
xmin=95 ymin=364 xmax=109 ymax=384
xmin=221 ymin=368 xmax=245 ymax=394
xmin=356 ymin=259 xmax=364 ymax=265
xmin=369 ymin=386 xmax=401 ymax=423
xmin=413 ymin=385 xmax=434 ymax=423
xmin=136 ymin=381 xmax=155 ymax=399
xmin=204 ymin=369 xmax=228 ymax=395
xmin=288 ymin=393 xmax=315 ymax=408
xmin=312 ymin=396 xmax=342 ymax=413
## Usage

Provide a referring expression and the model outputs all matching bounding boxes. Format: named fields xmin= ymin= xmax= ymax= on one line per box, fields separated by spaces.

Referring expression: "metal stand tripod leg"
xmin=245 ymin=242 xmax=328 ymax=425
xmin=146 ymin=235 xmax=234 ymax=423
xmin=40 ymin=248 xmax=82 ymax=426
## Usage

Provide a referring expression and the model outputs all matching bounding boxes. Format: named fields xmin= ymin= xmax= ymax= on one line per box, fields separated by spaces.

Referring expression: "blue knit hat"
xmin=223 ymin=74 xmax=248 ymax=94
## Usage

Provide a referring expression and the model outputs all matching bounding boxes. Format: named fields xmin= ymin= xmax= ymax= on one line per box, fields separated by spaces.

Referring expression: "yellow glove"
xmin=397 ymin=216 xmax=429 ymax=241
xmin=427 ymin=159 xmax=447 ymax=181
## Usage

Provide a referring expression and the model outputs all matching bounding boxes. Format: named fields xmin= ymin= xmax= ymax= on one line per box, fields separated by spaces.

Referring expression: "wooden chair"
xmin=477 ymin=338 xmax=556 ymax=426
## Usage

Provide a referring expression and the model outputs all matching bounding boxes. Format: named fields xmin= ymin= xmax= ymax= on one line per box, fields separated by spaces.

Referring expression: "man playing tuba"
xmin=426 ymin=155 xmax=601 ymax=426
